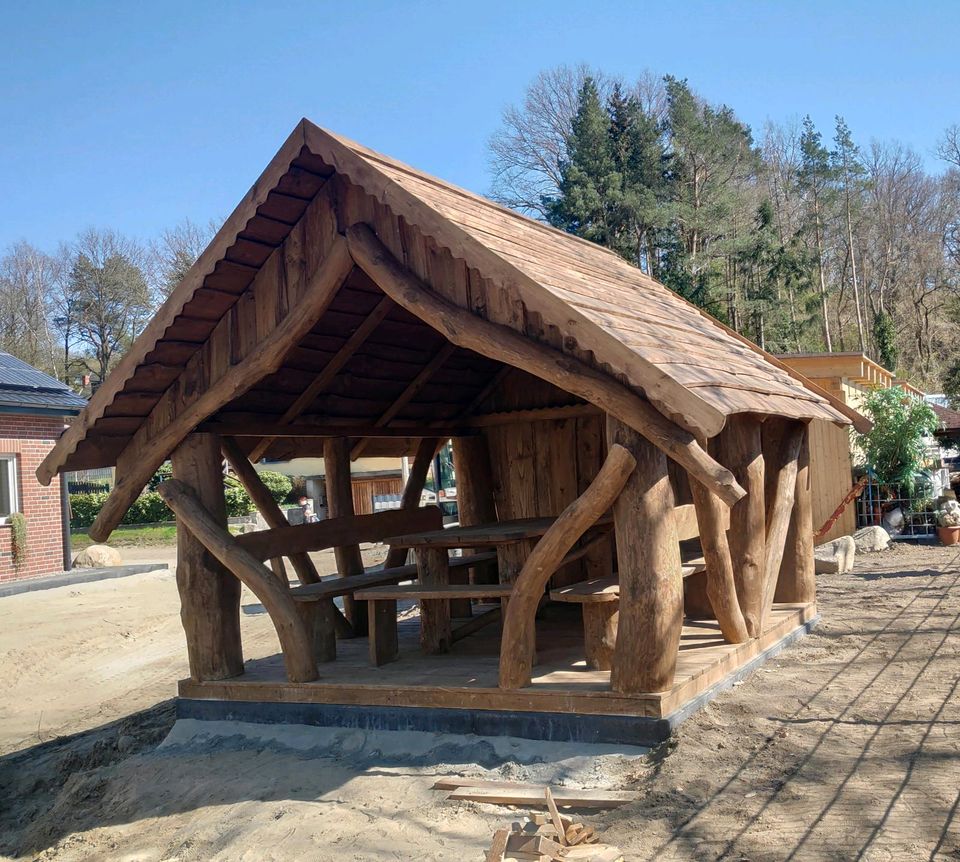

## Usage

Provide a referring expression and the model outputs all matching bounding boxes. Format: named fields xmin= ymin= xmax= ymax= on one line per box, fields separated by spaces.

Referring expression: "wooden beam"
xmin=323 ymin=436 xmax=365 ymax=634
xmin=775 ymin=423 xmax=816 ymax=605
xmin=718 ymin=415 xmax=766 ymax=637
xmin=221 ymin=436 xmax=321 ymax=586
xmin=200 ymin=418 xmax=471 ymax=439
xmin=350 ymin=342 xmax=457 ymax=459
xmin=452 ymin=435 xmax=499 ymax=585
xmin=171 ymin=434 xmax=243 ymax=682
xmin=158 ymin=478 xmax=318 ymax=683
xmin=384 ymin=438 xmax=441 ymax=568
xmin=760 ymin=422 xmax=805 ymax=629
xmin=461 ymin=403 xmax=601 ymax=427
xmin=237 ymin=506 xmax=442 ymax=562
xmin=247 ymin=295 xmax=394 ymax=462
xmin=688 ymin=477 xmax=750 ymax=644
xmin=346 ymin=224 xmax=745 ymax=508
xmin=606 ymin=416 xmax=683 ymax=694
xmin=87 ymin=233 xmax=353 ymax=542
xmin=499 ymin=443 xmax=636 ymax=689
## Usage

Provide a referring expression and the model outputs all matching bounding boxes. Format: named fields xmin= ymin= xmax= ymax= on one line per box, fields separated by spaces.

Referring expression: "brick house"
xmin=0 ymin=353 xmax=86 ymax=581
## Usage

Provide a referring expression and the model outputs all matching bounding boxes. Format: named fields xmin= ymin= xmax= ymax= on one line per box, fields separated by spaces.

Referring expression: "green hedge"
xmin=69 ymin=470 xmax=293 ymax=528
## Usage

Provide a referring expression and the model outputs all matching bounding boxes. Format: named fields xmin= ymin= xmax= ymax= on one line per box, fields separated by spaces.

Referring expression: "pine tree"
xmin=832 ymin=116 xmax=867 ymax=351
xmin=798 ymin=116 xmax=836 ymax=351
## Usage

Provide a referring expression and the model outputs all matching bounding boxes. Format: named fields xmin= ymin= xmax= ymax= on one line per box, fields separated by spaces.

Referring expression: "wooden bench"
xmin=550 ymin=528 xmax=707 ymax=670
xmin=355 ymin=581 xmax=514 ymax=665
xmin=292 ymin=552 xmax=497 ymax=661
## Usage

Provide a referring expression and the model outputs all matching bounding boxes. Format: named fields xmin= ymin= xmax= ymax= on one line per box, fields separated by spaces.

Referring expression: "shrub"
xmin=70 ymin=491 xmax=110 ymax=528
xmin=224 ymin=485 xmax=256 ymax=518
xmin=257 ymin=470 xmax=293 ymax=505
xmin=853 ymin=386 xmax=940 ymax=490
xmin=121 ymin=492 xmax=172 ymax=525
xmin=10 ymin=513 xmax=27 ymax=567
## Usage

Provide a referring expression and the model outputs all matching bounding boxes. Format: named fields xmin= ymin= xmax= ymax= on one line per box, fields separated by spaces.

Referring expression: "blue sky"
xmin=2 ymin=0 xmax=958 ymax=252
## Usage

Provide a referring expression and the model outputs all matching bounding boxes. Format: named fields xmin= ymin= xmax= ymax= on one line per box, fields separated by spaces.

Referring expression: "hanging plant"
xmin=10 ymin=513 xmax=27 ymax=568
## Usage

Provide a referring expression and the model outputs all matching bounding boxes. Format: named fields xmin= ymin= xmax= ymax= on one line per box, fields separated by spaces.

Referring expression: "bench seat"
xmin=291 ymin=552 xmax=498 ymax=664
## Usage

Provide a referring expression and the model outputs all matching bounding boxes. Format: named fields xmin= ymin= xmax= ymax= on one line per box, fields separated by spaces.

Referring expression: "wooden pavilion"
xmin=38 ymin=120 xmax=867 ymax=743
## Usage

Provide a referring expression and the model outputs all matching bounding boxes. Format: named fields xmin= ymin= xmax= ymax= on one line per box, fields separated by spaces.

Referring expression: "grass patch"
xmin=72 ymin=524 xmax=178 ymax=550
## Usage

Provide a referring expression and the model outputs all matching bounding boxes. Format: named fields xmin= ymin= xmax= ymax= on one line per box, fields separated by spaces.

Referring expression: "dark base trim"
xmin=0 ymin=563 xmax=169 ymax=598
xmin=176 ymin=615 xmax=820 ymax=747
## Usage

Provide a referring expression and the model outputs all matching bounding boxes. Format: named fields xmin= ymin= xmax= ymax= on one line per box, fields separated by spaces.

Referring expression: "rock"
xmin=73 ymin=544 xmax=123 ymax=568
xmin=852 ymin=526 xmax=891 ymax=553
xmin=814 ymin=536 xmax=856 ymax=574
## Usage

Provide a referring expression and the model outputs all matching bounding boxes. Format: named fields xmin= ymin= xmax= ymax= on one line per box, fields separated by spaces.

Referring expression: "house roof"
xmin=39 ymin=119 xmax=859 ymax=479
xmin=0 ymin=353 xmax=86 ymax=416
xmin=932 ymin=402 xmax=960 ymax=435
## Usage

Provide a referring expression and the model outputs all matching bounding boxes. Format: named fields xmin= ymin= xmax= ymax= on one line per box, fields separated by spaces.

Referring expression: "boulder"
xmin=814 ymin=536 xmax=857 ymax=574
xmin=73 ymin=544 xmax=123 ymax=568
xmin=852 ymin=525 xmax=891 ymax=553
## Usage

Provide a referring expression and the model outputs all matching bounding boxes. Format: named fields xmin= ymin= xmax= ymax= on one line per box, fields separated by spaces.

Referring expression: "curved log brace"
xmin=346 ymin=223 xmax=746 ymax=508
xmin=221 ymin=435 xmax=320 ymax=586
xmin=158 ymin=479 xmax=319 ymax=683
xmin=688 ymin=478 xmax=750 ymax=643
xmin=498 ymin=443 xmax=637 ymax=690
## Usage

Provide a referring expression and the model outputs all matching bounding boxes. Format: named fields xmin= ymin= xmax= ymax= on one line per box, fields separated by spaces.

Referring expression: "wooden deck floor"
xmin=180 ymin=601 xmax=817 ymax=720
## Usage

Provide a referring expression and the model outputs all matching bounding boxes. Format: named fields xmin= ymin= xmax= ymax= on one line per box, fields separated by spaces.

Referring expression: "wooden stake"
xmin=171 ymin=434 xmax=243 ymax=682
xmin=606 ymin=417 xmax=683 ymax=694
xmin=384 ymin=437 xmax=440 ymax=568
xmin=499 ymin=444 xmax=636 ymax=689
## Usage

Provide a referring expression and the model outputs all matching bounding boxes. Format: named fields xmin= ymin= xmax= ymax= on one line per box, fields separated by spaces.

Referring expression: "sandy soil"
xmin=1 ymin=543 xmax=958 ymax=861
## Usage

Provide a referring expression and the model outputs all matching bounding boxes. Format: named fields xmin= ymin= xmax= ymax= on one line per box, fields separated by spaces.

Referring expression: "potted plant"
xmin=936 ymin=500 xmax=960 ymax=545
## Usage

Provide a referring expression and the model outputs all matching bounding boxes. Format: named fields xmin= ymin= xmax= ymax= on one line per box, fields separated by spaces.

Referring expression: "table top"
xmin=384 ymin=514 xmax=613 ymax=549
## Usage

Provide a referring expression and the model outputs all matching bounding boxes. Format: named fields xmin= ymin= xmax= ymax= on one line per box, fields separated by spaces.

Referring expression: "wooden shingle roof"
xmin=40 ymin=119 xmax=857 ymax=480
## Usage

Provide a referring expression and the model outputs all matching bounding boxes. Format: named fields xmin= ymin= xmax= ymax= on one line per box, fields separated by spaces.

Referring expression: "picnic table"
xmin=362 ymin=515 xmax=614 ymax=663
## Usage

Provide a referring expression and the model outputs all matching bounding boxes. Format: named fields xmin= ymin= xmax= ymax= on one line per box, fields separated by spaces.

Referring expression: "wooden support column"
xmin=171 ymin=433 xmax=244 ymax=681
xmin=384 ymin=437 xmax=440 ymax=568
xmin=323 ymin=436 xmax=366 ymax=636
xmin=417 ymin=547 xmax=452 ymax=654
xmin=689 ymin=477 xmax=750 ymax=643
xmin=718 ymin=415 xmax=766 ymax=637
xmin=760 ymin=420 xmax=805 ymax=630
xmin=452 ymin=435 xmax=499 ymax=585
xmin=776 ymin=423 xmax=816 ymax=605
xmin=606 ymin=417 xmax=684 ymax=693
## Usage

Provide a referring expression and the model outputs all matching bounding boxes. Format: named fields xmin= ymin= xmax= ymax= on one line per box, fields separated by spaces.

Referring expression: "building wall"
xmin=0 ymin=414 xmax=66 ymax=581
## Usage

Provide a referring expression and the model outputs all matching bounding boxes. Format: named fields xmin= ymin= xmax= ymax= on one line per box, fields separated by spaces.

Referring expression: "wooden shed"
xmin=37 ymin=121 xmax=864 ymax=743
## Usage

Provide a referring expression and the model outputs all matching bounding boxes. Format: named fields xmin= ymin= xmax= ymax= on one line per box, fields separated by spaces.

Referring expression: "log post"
xmin=323 ymin=436 xmax=365 ymax=635
xmin=171 ymin=433 xmax=244 ymax=682
xmin=417 ymin=547 xmax=452 ymax=654
xmin=760 ymin=421 xmax=805 ymax=629
xmin=498 ymin=443 xmax=637 ymax=689
xmin=775 ymin=423 xmax=816 ymax=605
xmin=606 ymin=417 xmax=684 ymax=694
xmin=718 ymin=415 xmax=766 ymax=637
xmin=452 ymin=435 xmax=499 ymax=585
xmin=689 ymin=477 xmax=750 ymax=643
xmin=385 ymin=438 xmax=440 ymax=568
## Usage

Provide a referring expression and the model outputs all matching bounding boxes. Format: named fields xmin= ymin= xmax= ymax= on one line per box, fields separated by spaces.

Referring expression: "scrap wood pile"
xmin=432 ymin=778 xmax=630 ymax=862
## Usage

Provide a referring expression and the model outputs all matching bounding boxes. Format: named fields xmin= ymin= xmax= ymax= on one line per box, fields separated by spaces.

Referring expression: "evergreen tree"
xmin=832 ymin=116 xmax=867 ymax=351
xmin=873 ymin=310 xmax=898 ymax=372
xmin=798 ymin=116 xmax=837 ymax=351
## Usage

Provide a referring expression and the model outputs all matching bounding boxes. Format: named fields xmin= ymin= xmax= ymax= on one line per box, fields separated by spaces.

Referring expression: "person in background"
xmin=299 ymin=495 xmax=318 ymax=524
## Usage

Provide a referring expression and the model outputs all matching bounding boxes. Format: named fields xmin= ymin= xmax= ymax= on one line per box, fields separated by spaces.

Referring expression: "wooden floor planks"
xmin=179 ymin=602 xmax=816 ymax=720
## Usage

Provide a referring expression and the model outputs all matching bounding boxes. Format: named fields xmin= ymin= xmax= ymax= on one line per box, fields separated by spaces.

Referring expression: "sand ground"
xmin=1 ymin=542 xmax=958 ymax=861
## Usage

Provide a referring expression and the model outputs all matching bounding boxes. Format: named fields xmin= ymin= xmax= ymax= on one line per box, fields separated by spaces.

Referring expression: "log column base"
xmin=583 ymin=603 xmax=618 ymax=670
